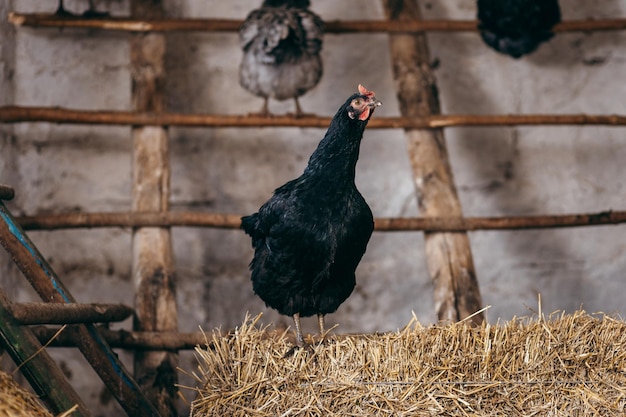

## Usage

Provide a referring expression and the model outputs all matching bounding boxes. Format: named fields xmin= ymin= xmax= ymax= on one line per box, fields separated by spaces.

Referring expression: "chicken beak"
xmin=357 ymin=98 xmax=382 ymax=121
xmin=369 ymin=99 xmax=382 ymax=108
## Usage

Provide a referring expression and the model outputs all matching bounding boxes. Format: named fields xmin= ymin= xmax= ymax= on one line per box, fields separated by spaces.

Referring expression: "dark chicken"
xmin=239 ymin=0 xmax=324 ymax=116
xmin=55 ymin=0 xmax=108 ymax=17
xmin=477 ymin=0 xmax=561 ymax=58
xmin=242 ymin=85 xmax=381 ymax=346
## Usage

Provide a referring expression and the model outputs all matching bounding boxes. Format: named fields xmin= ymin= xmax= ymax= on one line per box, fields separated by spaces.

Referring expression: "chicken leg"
xmin=292 ymin=97 xmax=317 ymax=118
xmin=249 ymin=98 xmax=271 ymax=117
xmin=294 ymin=97 xmax=303 ymax=117
xmin=83 ymin=0 xmax=109 ymax=17
xmin=292 ymin=312 xmax=304 ymax=347
xmin=317 ymin=314 xmax=326 ymax=338
xmin=55 ymin=0 xmax=73 ymax=16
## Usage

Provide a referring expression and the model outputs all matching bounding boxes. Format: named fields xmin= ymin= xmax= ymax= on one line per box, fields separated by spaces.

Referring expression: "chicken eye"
xmin=353 ymin=98 xmax=363 ymax=107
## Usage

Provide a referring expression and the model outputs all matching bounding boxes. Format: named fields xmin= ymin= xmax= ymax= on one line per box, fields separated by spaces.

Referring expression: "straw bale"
xmin=0 ymin=369 xmax=53 ymax=417
xmin=187 ymin=311 xmax=626 ymax=416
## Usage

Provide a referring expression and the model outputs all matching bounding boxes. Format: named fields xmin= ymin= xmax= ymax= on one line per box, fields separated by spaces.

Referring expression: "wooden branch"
xmin=11 ymin=302 xmax=133 ymax=325
xmin=31 ymin=326 xmax=209 ymax=351
xmin=8 ymin=13 xmax=626 ymax=33
xmin=383 ymin=0 xmax=483 ymax=325
xmin=14 ymin=209 xmax=626 ymax=231
xmin=1 ymin=106 xmax=625 ymax=128
xmin=31 ymin=326 xmax=369 ymax=351
xmin=376 ymin=211 xmax=626 ymax=231
xmin=0 ymin=184 xmax=15 ymax=201
xmin=16 ymin=211 xmax=241 ymax=230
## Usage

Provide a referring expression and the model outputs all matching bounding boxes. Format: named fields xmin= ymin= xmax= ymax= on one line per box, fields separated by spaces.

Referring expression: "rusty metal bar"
xmin=13 ymin=209 xmax=626 ymax=232
xmin=0 ymin=184 xmax=15 ymax=201
xmin=1 ymin=106 xmax=625 ymax=128
xmin=0 ymin=200 xmax=161 ymax=417
xmin=11 ymin=302 xmax=134 ymax=325
xmin=0 ymin=287 xmax=91 ymax=416
xmin=8 ymin=13 xmax=626 ymax=33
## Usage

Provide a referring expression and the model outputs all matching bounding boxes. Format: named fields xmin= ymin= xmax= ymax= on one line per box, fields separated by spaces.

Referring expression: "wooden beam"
xmin=375 ymin=211 xmax=626 ymax=231
xmin=1 ymin=106 xmax=625 ymax=128
xmin=10 ymin=302 xmax=133 ymax=325
xmin=12 ymin=209 xmax=626 ymax=232
xmin=382 ymin=0 xmax=483 ymax=324
xmin=31 ymin=326 xmax=208 ymax=351
xmin=16 ymin=211 xmax=241 ymax=230
xmin=8 ymin=12 xmax=626 ymax=33
xmin=130 ymin=1 xmax=177 ymax=415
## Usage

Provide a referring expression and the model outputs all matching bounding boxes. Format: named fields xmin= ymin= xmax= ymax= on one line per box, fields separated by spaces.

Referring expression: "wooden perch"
xmin=375 ymin=211 xmax=626 ymax=231
xmin=1 ymin=106 xmax=625 ymax=128
xmin=31 ymin=326 xmax=208 ymax=351
xmin=13 ymin=210 xmax=626 ymax=232
xmin=8 ymin=12 xmax=626 ymax=33
xmin=11 ymin=302 xmax=133 ymax=325
xmin=16 ymin=211 xmax=242 ymax=230
xmin=31 ymin=326 xmax=355 ymax=351
xmin=383 ymin=0 xmax=483 ymax=325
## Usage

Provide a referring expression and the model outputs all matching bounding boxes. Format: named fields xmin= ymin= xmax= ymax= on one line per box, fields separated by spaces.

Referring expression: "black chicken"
xmin=239 ymin=0 xmax=324 ymax=116
xmin=55 ymin=0 xmax=109 ymax=17
xmin=242 ymin=85 xmax=381 ymax=346
xmin=477 ymin=0 xmax=561 ymax=58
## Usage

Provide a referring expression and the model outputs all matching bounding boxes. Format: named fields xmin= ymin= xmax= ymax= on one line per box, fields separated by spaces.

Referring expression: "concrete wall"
xmin=0 ymin=0 xmax=19 ymax=313
xmin=1 ymin=0 xmax=625 ymax=415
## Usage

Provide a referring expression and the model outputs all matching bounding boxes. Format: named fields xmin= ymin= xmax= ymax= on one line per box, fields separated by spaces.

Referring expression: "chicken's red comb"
xmin=358 ymin=84 xmax=375 ymax=98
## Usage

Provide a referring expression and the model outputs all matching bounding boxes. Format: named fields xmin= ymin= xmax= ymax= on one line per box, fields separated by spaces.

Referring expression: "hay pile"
xmin=187 ymin=311 xmax=626 ymax=416
xmin=0 ymin=370 xmax=53 ymax=417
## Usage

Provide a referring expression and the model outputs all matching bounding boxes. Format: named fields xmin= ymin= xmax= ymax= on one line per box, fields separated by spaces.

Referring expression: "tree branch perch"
xmin=13 ymin=210 xmax=626 ymax=232
xmin=1 ymin=106 xmax=625 ymax=128
xmin=8 ymin=13 xmax=626 ymax=33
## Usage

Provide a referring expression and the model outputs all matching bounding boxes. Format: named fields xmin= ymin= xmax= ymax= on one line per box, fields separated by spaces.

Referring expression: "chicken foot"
xmin=290 ymin=97 xmax=316 ymax=118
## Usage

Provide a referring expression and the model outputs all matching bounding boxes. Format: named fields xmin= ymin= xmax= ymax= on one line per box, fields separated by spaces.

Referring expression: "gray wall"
xmin=0 ymin=0 xmax=19 ymax=308
xmin=1 ymin=0 xmax=625 ymax=415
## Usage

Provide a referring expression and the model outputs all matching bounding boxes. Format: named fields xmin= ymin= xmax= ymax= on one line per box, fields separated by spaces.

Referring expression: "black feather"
xmin=477 ymin=0 xmax=561 ymax=58
xmin=242 ymin=92 xmax=376 ymax=319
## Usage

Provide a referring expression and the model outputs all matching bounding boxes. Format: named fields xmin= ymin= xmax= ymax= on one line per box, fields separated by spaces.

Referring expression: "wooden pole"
xmin=2 ymin=106 xmax=626 ymax=128
xmin=8 ymin=12 xmax=626 ymax=33
xmin=130 ymin=1 xmax=177 ymax=415
xmin=12 ymin=209 xmax=626 ymax=232
xmin=10 ymin=302 xmax=134 ymax=325
xmin=31 ymin=326 xmax=209 ymax=351
xmin=382 ymin=0 xmax=484 ymax=324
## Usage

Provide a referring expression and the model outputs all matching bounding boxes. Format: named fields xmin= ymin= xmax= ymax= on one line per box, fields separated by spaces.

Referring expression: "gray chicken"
xmin=55 ymin=0 xmax=108 ymax=17
xmin=239 ymin=0 xmax=324 ymax=116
